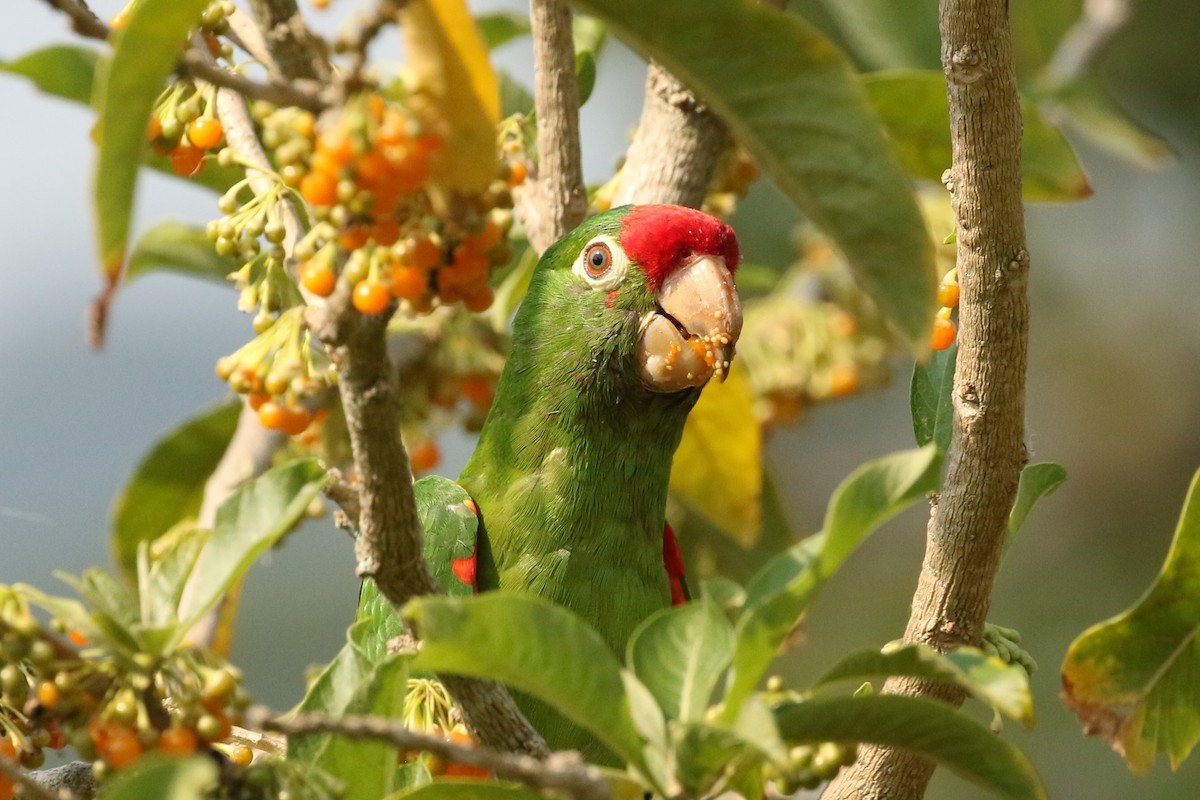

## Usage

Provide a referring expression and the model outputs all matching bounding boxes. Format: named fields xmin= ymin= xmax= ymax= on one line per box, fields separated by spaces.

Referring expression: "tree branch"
xmin=333 ymin=0 xmax=407 ymax=97
xmin=521 ymin=0 xmax=587 ymax=254
xmin=823 ymin=1 xmax=1030 ymax=797
xmin=258 ymin=709 xmax=606 ymax=800
xmin=246 ymin=0 xmax=332 ymax=84
xmin=0 ymin=756 xmax=78 ymax=800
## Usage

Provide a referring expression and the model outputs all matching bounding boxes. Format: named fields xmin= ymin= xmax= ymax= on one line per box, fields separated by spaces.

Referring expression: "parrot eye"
xmin=571 ymin=234 xmax=629 ymax=291
xmin=584 ymin=242 xmax=612 ymax=276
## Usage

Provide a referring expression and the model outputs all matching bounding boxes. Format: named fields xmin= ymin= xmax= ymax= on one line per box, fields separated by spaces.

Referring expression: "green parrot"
xmin=359 ymin=203 xmax=742 ymax=757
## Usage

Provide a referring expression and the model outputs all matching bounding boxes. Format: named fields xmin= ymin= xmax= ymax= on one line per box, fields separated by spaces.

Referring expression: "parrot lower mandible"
xmin=358 ymin=203 xmax=742 ymax=757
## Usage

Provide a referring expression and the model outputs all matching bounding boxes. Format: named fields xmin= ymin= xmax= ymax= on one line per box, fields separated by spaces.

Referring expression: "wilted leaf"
xmin=1062 ymin=467 xmax=1200 ymax=773
xmin=670 ymin=364 xmax=761 ymax=546
xmin=774 ymin=695 xmax=1046 ymax=799
xmin=111 ymin=400 xmax=241 ymax=583
xmin=724 ymin=446 xmax=942 ymax=715
xmin=402 ymin=0 xmax=500 ymax=193
xmin=1006 ymin=462 xmax=1066 ymax=551
xmin=176 ymin=459 xmax=326 ymax=642
xmin=97 ymin=756 xmax=218 ymax=800
xmin=627 ymin=600 xmax=735 ymax=721
xmin=567 ymin=0 xmax=937 ymax=350
xmin=93 ymin=0 xmax=213 ymax=291
xmin=1 ymin=44 xmax=99 ymax=104
xmin=814 ymin=643 xmax=1033 ymax=725
xmin=910 ymin=340 xmax=957 ymax=452
xmin=863 ymin=70 xmax=1092 ymax=201
xmin=125 ymin=221 xmax=237 ymax=285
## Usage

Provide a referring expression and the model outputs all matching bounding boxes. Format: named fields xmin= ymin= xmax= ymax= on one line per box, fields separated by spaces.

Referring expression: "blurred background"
xmin=2 ymin=0 xmax=1198 ymax=797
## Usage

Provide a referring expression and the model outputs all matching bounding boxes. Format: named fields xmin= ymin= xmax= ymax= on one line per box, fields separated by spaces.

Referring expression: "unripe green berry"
xmin=264 ymin=222 xmax=286 ymax=244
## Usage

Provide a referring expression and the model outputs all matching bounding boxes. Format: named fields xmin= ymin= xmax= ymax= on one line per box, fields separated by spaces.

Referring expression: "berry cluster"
xmin=1 ymin=597 xmax=248 ymax=788
xmin=400 ymin=679 xmax=489 ymax=779
xmin=930 ymin=268 xmax=959 ymax=351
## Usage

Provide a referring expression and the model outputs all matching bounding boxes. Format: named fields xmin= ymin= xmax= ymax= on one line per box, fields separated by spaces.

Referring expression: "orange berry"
xmin=367 ymin=94 xmax=386 ymax=122
xmin=187 ymin=117 xmax=224 ymax=150
xmin=0 ymin=779 xmax=11 ymax=800
xmin=338 ymin=225 xmax=370 ymax=252
xmin=390 ymin=265 xmax=428 ymax=300
xmin=170 ymin=144 xmax=205 ymax=177
xmin=278 ymin=406 xmax=312 ymax=436
xmin=246 ymin=392 xmax=270 ymax=411
xmin=204 ymin=34 xmax=222 ymax=58
xmin=301 ymin=262 xmax=337 ymax=297
xmin=453 ymin=245 xmax=489 ymax=274
xmin=0 ymin=739 xmax=15 ymax=761
xmin=466 ymin=221 xmax=501 ymax=252
xmin=937 ymin=282 xmax=960 ymax=309
xmin=36 ymin=680 xmax=60 ymax=709
xmin=68 ymin=629 xmax=89 ymax=646
xmin=198 ymin=713 xmax=233 ymax=744
xmin=227 ymin=742 xmax=254 ymax=767
xmin=300 ymin=170 xmax=339 ymax=206
xmin=463 ymin=285 xmax=494 ymax=313
xmin=930 ymin=317 xmax=956 ymax=351
xmin=309 ymin=149 xmax=342 ymax=177
xmin=369 ymin=218 xmax=401 ymax=246
xmin=316 ymin=129 xmax=355 ymax=166
xmin=159 ymin=727 xmax=198 ymax=757
xmin=101 ymin=726 xmax=142 ymax=769
xmin=828 ymin=364 xmax=861 ymax=397
xmin=414 ymin=133 xmax=443 ymax=156
xmin=257 ymin=401 xmax=285 ymax=430
xmin=377 ymin=120 xmax=409 ymax=147
xmin=444 ymin=727 xmax=489 ymax=778
xmin=459 ymin=377 xmax=494 ymax=408
xmin=146 ymin=116 xmax=162 ymax=141
xmin=507 ymin=160 xmax=528 ymax=187
xmin=353 ymin=281 xmax=391 ymax=315
xmin=46 ymin=722 xmax=67 ymax=751
xmin=410 ymin=237 xmax=442 ymax=271
xmin=409 ymin=440 xmax=440 ymax=473
xmin=355 ymin=148 xmax=394 ymax=189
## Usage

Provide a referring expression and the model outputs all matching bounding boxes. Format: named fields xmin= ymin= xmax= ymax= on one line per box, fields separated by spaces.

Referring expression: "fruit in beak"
xmin=637 ymin=254 xmax=742 ymax=392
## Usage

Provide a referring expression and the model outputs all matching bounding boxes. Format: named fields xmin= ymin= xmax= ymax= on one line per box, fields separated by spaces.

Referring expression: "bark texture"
xmin=822 ymin=0 xmax=1030 ymax=797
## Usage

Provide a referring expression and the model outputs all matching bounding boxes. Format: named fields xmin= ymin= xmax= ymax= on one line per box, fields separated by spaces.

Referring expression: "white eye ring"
xmin=571 ymin=234 xmax=628 ymax=290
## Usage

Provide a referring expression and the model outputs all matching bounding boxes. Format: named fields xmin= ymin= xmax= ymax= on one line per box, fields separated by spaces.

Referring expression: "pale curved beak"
xmin=637 ymin=254 xmax=743 ymax=392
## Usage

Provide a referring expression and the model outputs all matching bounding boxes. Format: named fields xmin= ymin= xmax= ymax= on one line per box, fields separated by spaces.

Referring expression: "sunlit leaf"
xmin=669 ymin=364 xmax=761 ymax=546
xmin=627 ymin=600 xmax=735 ymax=722
xmin=111 ymin=400 xmax=240 ymax=582
xmin=673 ymin=719 xmax=771 ymax=799
xmin=176 ymin=459 xmax=326 ymax=642
xmin=910 ymin=341 xmax=957 ymax=452
xmin=814 ymin=643 xmax=1033 ymax=725
xmin=402 ymin=0 xmax=500 ymax=194
xmin=97 ymin=755 xmax=218 ymax=800
xmin=475 ymin=11 xmax=530 ymax=50
xmin=566 ymin=0 xmax=937 ymax=349
xmin=863 ymin=70 xmax=1092 ymax=201
xmin=774 ymin=695 xmax=1046 ymax=799
xmin=125 ymin=221 xmax=236 ymax=285
xmin=1062 ymin=467 xmax=1200 ymax=773
xmin=403 ymin=593 xmax=663 ymax=786
xmin=93 ymin=0 xmax=212 ymax=288
xmin=1006 ymin=462 xmax=1066 ymax=552
xmin=724 ymin=446 xmax=942 ymax=715
xmin=0 ymin=44 xmax=99 ymax=105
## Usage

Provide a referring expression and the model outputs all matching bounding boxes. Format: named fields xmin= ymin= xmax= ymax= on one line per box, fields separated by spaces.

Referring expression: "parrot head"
xmin=524 ymin=203 xmax=743 ymax=396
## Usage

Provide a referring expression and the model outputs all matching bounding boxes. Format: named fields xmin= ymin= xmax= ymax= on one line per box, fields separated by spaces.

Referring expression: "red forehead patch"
xmin=619 ymin=205 xmax=740 ymax=290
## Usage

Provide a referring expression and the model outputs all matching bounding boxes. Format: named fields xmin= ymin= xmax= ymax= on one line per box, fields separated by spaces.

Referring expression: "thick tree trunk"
xmin=822 ymin=1 xmax=1030 ymax=797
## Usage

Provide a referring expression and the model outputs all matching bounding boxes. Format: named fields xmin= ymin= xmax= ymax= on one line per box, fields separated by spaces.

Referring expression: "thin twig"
xmin=246 ymin=0 xmax=332 ymax=84
xmin=521 ymin=0 xmax=587 ymax=254
xmin=40 ymin=0 xmax=106 ymax=39
xmin=0 ymin=757 xmax=77 ymax=800
xmin=334 ymin=0 xmax=408 ymax=97
xmin=257 ymin=709 xmax=609 ymax=800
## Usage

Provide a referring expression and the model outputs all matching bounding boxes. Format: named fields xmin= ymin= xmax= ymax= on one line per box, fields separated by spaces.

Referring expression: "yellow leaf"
xmin=401 ymin=0 xmax=499 ymax=194
xmin=670 ymin=364 xmax=762 ymax=546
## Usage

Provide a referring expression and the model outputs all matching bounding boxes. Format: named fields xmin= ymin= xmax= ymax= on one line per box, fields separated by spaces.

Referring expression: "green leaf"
xmin=392 ymin=782 xmax=548 ymax=800
xmin=575 ymin=51 xmax=597 ymax=107
xmin=93 ymin=0 xmax=213 ymax=282
xmin=565 ymin=0 xmax=937 ymax=350
xmin=573 ymin=16 xmax=606 ymax=107
xmin=774 ymin=695 xmax=1046 ymax=800
xmin=475 ymin=12 xmax=531 ymax=49
xmin=97 ymin=755 xmax=218 ymax=800
xmin=814 ymin=643 xmax=1033 ymax=725
xmin=818 ymin=0 xmax=940 ymax=70
xmin=1006 ymin=462 xmax=1067 ymax=550
xmin=142 ymin=524 xmax=207 ymax=628
xmin=498 ymin=70 xmax=534 ymax=118
xmin=0 ymin=44 xmax=100 ymax=105
xmin=910 ymin=340 xmax=957 ymax=451
xmin=403 ymin=593 xmax=659 ymax=782
xmin=674 ymin=721 xmax=770 ymax=799
xmin=111 ymin=400 xmax=241 ymax=582
xmin=125 ymin=221 xmax=237 ymax=285
xmin=1062 ymin=467 xmax=1200 ymax=773
xmin=724 ymin=445 xmax=942 ymax=715
xmin=627 ymin=600 xmax=735 ymax=722
xmin=176 ymin=459 xmax=326 ymax=642
xmin=863 ymin=70 xmax=1092 ymax=201
xmin=1040 ymin=78 xmax=1172 ymax=170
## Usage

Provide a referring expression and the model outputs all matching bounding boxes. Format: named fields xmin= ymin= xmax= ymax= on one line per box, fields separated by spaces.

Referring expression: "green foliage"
xmin=1007 ymin=462 xmax=1067 ymax=550
xmin=910 ymin=341 xmax=957 ymax=452
xmin=93 ymin=0 xmax=214 ymax=280
xmin=0 ymin=44 xmax=99 ymax=105
xmin=627 ymin=600 xmax=735 ymax=722
xmin=390 ymin=782 xmax=546 ymax=800
xmin=774 ymin=696 xmax=1046 ymax=799
xmin=96 ymin=756 xmax=218 ymax=800
xmin=474 ymin=12 xmax=531 ymax=50
xmin=1063 ymin=467 xmax=1200 ymax=773
xmin=568 ymin=0 xmax=938 ymax=350
xmin=125 ymin=222 xmax=238 ymax=285
xmin=724 ymin=445 xmax=942 ymax=714
xmin=110 ymin=400 xmax=240 ymax=581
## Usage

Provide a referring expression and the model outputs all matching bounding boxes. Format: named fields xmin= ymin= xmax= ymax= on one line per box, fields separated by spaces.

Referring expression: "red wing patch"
xmin=663 ymin=523 xmax=689 ymax=606
xmin=452 ymin=543 xmax=479 ymax=593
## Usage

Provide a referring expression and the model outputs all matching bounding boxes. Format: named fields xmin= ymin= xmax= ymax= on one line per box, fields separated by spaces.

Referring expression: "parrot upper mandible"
xmin=359 ymin=203 xmax=742 ymax=757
